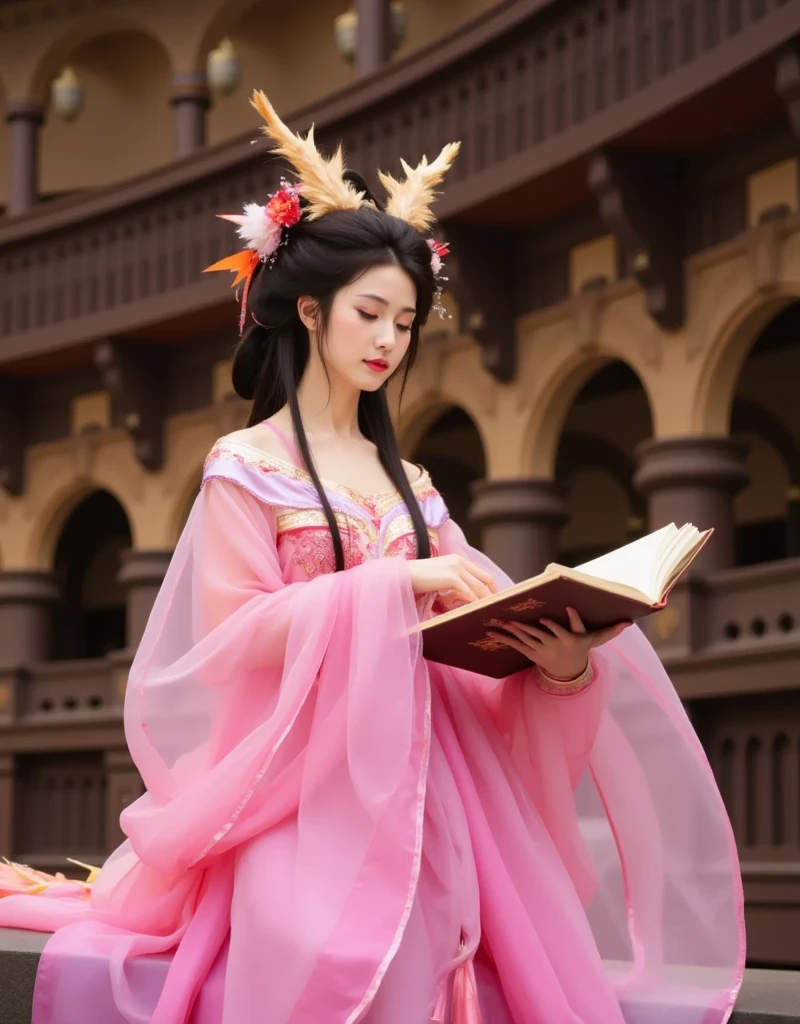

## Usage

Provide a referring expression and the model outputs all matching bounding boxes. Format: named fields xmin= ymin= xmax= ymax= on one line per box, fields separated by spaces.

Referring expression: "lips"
xmin=364 ymin=359 xmax=389 ymax=372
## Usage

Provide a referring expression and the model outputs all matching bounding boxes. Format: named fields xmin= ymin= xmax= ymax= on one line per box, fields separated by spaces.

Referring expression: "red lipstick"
xmin=365 ymin=359 xmax=389 ymax=373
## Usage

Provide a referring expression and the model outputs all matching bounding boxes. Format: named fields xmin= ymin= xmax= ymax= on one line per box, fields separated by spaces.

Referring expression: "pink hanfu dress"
xmin=0 ymin=428 xmax=745 ymax=1024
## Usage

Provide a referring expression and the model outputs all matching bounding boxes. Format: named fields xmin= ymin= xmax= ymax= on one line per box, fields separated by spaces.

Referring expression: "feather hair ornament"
xmin=250 ymin=90 xmax=366 ymax=221
xmin=379 ymin=142 xmax=461 ymax=232
xmin=204 ymin=91 xmax=460 ymax=328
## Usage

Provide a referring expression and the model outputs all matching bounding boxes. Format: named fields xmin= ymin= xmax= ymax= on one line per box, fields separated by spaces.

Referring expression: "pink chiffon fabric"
xmin=0 ymin=432 xmax=745 ymax=1024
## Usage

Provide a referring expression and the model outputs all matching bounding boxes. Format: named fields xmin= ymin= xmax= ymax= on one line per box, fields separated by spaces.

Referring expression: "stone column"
xmin=634 ymin=437 xmax=749 ymax=574
xmin=469 ymin=479 xmax=568 ymax=583
xmin=5 ymin=100 xmax=44 ymax=216
xmin=0 ymin=571 xmax=60 ymax=668
xmin=170 ymin=73 xmax=209 ymax=157
xmin=356 ymin=0 xmax=390 ymax=76
xmin=118 ymin=550 xmax=173 ymax=649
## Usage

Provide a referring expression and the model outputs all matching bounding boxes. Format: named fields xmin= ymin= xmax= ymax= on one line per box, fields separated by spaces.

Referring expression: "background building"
xmin=1 ymin=0 xmax=800 ymax=968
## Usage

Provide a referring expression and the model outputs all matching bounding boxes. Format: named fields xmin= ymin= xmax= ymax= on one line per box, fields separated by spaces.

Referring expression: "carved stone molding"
xmin=571 ymin=281 xmax=604 ymax=355
xmin=443 ymin=221 xmax=516 ymax=383
xmin=588 ymin=147 xmax=685 ymax=331
xmin=94 ymin=339 xmax=166 ymax=472
xmin=0 ymin=377 xmax=28 ymax=497
xmin=747 ymin=207 xmax=789 ymax=293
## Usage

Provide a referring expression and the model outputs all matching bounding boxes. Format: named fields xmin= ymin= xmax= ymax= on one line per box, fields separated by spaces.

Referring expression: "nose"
xmin=375 ymin=319 xmax=397 ymax=351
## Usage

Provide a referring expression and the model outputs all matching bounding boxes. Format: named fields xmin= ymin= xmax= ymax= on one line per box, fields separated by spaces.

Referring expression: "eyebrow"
xmin=357 ymin=293 xmax=416 ymax=315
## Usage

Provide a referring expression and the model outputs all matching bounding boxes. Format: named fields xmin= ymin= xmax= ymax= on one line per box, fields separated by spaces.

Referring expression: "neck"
xmin=294 ymin=346 xmax=362 ymax=439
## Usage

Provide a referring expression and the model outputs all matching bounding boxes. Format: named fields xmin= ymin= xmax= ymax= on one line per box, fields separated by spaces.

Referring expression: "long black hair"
xmin=231 ymin=173 xmax=434 ymax=570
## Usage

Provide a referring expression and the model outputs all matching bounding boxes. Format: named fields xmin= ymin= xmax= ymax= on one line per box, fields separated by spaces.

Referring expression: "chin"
xmin=357 ymin=366 xmax=391 ymax=391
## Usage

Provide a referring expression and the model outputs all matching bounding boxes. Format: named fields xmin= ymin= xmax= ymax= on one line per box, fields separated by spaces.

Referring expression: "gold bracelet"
xmin=537 ymin=659 xmax=594 ymax=695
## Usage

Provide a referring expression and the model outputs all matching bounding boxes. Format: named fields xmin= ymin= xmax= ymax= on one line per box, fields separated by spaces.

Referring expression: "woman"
xmin=0 ymin=93 xmax=743 ymax=1024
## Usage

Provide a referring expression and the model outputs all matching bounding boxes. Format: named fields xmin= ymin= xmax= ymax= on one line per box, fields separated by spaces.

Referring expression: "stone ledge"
xmin=1 ymin=928 xmax=799 ymax=1022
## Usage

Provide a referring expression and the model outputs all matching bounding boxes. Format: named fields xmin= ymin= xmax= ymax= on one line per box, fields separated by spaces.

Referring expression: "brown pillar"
xmin=5 ymin=100 xmax=44 ymax=216
xmin=635 ymin=437 xmax=749 ymax=573
xmin=118 ymin=550 xmax=173 ymax=649
xmin=356 ymin=0 xmax=390 ymax=76
xmin=0 ymin=754 xmax=13 ymax=857
xmin=104 ymin=748 xmax=144 ymax=852
xmin=469 ymin=479 xmax=568 ymax=583
xmin=0 ymin=571 xmax=60 ymax=668
xmin=170 ymin=73 xmax=209 ymax=157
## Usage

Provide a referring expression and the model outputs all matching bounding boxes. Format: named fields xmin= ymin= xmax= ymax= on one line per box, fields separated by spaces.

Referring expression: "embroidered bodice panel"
xmin=203 ymin=437 xmax=449 ymax=582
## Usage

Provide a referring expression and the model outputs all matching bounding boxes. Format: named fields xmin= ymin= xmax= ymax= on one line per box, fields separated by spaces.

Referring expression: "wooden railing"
xmin=1 ymin=0 xmax=799 ymax=361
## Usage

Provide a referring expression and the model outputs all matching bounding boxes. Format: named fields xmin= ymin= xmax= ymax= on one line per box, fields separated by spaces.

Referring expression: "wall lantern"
xmin=51 ymin=66 xmax=84 ymax=122
xmin=207 ymin=37 xmax=241 ymax=97
xmin=334 ymin=2 xmax=408 ymax=63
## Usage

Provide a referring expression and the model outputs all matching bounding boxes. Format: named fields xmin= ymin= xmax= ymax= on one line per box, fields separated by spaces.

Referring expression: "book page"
xmin=570 ymin=524 xmax=702 ymax=602
xmin=571 ymin=525 xmax=679 ymax=603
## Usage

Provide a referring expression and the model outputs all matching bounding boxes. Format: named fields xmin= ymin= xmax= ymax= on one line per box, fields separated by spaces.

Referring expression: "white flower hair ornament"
xmin=204 ymin=90 xmax=459 ymax=332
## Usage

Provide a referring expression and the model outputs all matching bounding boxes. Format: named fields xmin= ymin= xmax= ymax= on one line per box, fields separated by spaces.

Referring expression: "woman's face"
xmin=301 ymin=263 xmax=417 ymax=393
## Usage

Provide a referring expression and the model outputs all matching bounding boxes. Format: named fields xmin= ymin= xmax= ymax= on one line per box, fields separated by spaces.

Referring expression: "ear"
xmin=297 ymin=296 xmax=319 ymax=332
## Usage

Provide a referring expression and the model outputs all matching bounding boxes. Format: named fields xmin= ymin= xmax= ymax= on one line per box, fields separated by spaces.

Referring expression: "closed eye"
xmin=358 ymin=309 xmax=414 ymax=333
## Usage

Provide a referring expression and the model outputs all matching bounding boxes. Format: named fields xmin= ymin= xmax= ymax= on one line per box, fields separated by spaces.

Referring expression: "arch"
xmin=556 ymin=432 xmax=646 ymax=519
xmin=396 ymin=392 xmax=489 ymax=463
xmin=409 ymin=405 xmax=486 ymax=549
xmin=189 ymin=0 xmax=261 ymax=76
xmin=26 ymin=16 xmax=175 ymax=100
xmin=693 ymin=289 xmax=800 ymax=436
xmin=28 ymin=479 xmax=135 ymax=571
xmin=521 ymin=353 xmax=656 ymax=478
xmin=732 ymin=397 xmax=800 ymax=484
xmin=52 ymin=489 xmax=132 ymax=660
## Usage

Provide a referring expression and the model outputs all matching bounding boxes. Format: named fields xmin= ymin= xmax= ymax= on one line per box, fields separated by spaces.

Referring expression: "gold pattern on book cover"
xmin=469 ymin=636 xmax=508 ymax=652
xmin=509 ymin=598 xmax=546 ymax=613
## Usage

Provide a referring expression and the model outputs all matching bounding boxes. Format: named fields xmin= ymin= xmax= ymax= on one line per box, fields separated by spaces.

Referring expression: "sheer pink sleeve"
xmin=432 ymin=516 xmax=744 ymax=1018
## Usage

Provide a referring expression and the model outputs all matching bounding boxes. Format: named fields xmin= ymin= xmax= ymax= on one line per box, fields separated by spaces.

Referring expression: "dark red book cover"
xmin=417 ymin=576 xmax=661 ymax=679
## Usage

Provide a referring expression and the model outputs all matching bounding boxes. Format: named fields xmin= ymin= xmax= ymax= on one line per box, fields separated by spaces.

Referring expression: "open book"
xmin=414 ymin=523 xmax=712 ymax=678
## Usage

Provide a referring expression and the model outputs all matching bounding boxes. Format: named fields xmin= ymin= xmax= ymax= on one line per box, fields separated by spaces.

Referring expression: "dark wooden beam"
xmin=776 ymin=38 xmax=800 ymax=144
xmin=94 ymin=340 xmax=166 ymax=472
xmin=588 ymin=147 xmax=685 ymax=331
xmin=0 ymin=379 xmax=28 ymax=497
xmin=442 ymin=221 xmax=516 ymax=382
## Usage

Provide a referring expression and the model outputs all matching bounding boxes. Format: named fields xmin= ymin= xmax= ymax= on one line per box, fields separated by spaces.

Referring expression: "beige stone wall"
xmin=1 ymin=167 xmax=799 ymax=573
xmin=0 ymin=0 xmax=502 ymax=206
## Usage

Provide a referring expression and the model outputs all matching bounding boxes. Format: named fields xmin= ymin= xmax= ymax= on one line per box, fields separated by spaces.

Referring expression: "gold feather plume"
xmin=379 ymin=143 xmax=461 ymax=232
xmin=250 ymin=90 xmax=366 ymax=221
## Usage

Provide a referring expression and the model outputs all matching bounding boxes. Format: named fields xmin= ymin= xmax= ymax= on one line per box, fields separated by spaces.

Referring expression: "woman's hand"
xmin=487 ymin=607 xmax=630 ymax=681
xmin=408 ymin=554 xmax=499 ymax=610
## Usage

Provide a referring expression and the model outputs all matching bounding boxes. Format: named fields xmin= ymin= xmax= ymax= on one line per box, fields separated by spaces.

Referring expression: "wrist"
xmin=537 ymin=657 xmax=594 ymax=695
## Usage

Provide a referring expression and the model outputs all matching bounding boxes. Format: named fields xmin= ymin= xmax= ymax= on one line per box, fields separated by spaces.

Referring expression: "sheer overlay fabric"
xmin=0 ymin=436 xmax=744 ymax=1024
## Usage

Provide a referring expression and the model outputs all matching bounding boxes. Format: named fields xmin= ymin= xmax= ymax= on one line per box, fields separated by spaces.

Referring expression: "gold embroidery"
xmin=207 ymin=437 xmax=433 ymax=511
xmin=483 ymin=618 xmax=507 ymax=629
xmin=469 ymin=637 xmax=508 ymax=652
xmin=208 ymin=438 xmax=444 ymax=576
xmin=509 ymin=597 xmax=546 ymax=613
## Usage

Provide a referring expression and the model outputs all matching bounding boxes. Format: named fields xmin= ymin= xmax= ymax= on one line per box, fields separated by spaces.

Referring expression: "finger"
xmin=590 ymin=622 xmax=631 ymax=647
xmin=501 ymin=623 xmax=545 ymax=648
xmin=464 ymin=561 xmax=500 ymax=594
xmin=463 ymin=570 xmax=494 ymax=600
xmin=504 ymin=621 xmax=552 ymax=644
xmin=566 ymin=607 xmax=587 ymax=634
xmin=487 ymin=632 xmax=537 ymax=661
xmin=539 ymin=617 xmax=573 ymax=641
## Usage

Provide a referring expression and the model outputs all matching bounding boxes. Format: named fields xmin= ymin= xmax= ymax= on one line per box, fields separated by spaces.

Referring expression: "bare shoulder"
xmin=402 ymin=459 xmax=425 ymax=485
xmin=221 ymin=423 xmax=286 ymax=458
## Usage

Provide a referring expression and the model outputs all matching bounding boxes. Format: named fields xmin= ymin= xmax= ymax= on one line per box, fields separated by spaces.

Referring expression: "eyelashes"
xmin=357 ymin=310 xmax=413 ymax=332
